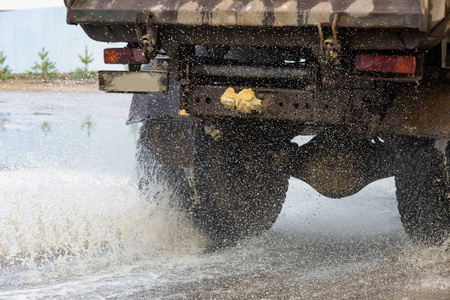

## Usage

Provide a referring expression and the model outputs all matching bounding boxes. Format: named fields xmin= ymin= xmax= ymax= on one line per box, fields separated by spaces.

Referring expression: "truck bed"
xmin=67 ymin=0 xmax=432 ymax=29
xmin=66 ymin=0 xmax=448 ymax=50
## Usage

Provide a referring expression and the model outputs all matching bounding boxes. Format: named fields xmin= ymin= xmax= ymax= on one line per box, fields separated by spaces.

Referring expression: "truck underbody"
xmin=66 ymin=0 xmax=449 ymax=247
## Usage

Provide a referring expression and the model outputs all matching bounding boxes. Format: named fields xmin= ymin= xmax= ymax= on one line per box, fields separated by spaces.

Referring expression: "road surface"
xmin=0 ymin=92 xmax=448 ymax=299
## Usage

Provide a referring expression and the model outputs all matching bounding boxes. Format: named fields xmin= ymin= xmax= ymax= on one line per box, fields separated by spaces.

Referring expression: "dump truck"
xmin=65 ymin=0 xmax=449 ymax=247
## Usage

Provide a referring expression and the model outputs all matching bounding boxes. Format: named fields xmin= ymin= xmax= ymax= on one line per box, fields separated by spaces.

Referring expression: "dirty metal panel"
xmin=68 ymin=0 xmax=426 ymax=30
xmin=193 ymin=65 xmax=311 ymax=80
xmin=182 ymin=85 xmax=315 ymax=122
xmin=381 ymin=69 xmax=450 ymax=139
xmin=140 ymin=120 xmax=194 ymax=168
xmin=98 ymin=71 xmax=168 ymax=93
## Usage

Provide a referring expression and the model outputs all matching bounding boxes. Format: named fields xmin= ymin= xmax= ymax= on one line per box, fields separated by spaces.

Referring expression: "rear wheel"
xmin=395 ymin=138 xmax=449 ymax=245
xmin=136 ymin=139 xmax=192 ymax=208
xmin=186 ymin=119 xmax=291 ymax=247
xmin=137 ymin=119 xmax=292 ymax=248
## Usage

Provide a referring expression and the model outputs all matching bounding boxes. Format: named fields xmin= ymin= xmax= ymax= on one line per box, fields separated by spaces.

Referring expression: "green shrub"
xmin=79 ymin=46 xmax=94 ymax=72
xmin=72 ymin=67 xmax=97 ymax=80
xmin=72 ymin=46 xmax=96 ymax=80
xmin=28 ymin=48 xmax=58 ymax=82
xmin=0 ymin=51 xmax=13 ymax=80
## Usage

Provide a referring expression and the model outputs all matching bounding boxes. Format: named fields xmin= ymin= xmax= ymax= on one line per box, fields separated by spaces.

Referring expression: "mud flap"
xmin=139 ymin=119 xmax=195 ymax=168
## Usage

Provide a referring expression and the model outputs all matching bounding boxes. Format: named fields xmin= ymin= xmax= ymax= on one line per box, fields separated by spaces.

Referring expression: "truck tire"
xmin=395 ymin=138 xmax=449 ymax=245
xmin=136 ymin=140 xmax=192 ymax=208
xmin=187 ymin=120 xmax=290 ymax=248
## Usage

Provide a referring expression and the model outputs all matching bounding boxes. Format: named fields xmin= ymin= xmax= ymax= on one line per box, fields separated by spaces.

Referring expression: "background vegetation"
xmin=1 ymin=47 xmax=98 ymax=82
xmin=0 ymin=51 xmax=13 ymax=80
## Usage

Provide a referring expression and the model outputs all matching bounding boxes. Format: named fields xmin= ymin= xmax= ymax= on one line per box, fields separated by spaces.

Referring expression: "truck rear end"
xmin=66 ymin=0 xmax=449 ymax=137
xmin=66 ymin=0 xmax=450 ymax=247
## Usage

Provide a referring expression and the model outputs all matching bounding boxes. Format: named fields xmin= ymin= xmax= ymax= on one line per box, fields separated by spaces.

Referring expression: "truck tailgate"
xmin=67 ymin=0 xmax=433 ymax=31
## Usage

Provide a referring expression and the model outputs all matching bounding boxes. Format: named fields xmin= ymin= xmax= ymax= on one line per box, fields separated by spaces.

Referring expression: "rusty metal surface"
xmin=182 ymin=85 xmax=316 ymax=122
xmin=68 ymin=0 xmax=429 ymax=30
xmin=181 ymin=84 xmax=385 ymax=127
xmin=98 ymin=71 xmax=168 ymax=93
xmin=182 ymin=78 xmax=449 ymax=139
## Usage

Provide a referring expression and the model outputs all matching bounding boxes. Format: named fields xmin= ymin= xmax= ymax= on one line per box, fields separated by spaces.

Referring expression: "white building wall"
xmin=0 ymin=7 xmax=126 ymax=73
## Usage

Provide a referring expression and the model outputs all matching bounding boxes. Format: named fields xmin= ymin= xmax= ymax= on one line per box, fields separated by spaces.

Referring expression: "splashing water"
xmin=0 ymin=92 xmax=208 ymax=286
xmin=0 ymin=166 xmax=208 ymax=284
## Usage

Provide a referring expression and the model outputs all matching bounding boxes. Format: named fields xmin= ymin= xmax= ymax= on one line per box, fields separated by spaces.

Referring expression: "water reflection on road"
xmin=0 ymin=92 xmax=448 ymax=299
xmin=0 ymin=92 xmax=138 ymax=174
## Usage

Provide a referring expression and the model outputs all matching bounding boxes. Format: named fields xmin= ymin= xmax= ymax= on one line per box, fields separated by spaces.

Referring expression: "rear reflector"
xmin=355 ymin=54 xmax=416 ymax=74
xmin=104 ymin=48 xmax=149 ymax=65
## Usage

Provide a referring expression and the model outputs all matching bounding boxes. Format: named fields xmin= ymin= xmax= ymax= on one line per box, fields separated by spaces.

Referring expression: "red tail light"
xmin=104 ymin=48 xmax=149 ymax=65
xmin=355 ymin=54 xmax=416 ymax=75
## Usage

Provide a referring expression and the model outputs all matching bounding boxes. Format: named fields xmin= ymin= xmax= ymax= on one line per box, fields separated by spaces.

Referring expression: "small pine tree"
xmin=0 ymin=51 xmax=12 ymax=80
xmin=72 ymin=46 xmax=96 ymax=80
xmin=29 ymin=48 xmax=58 ymax=81
xmin=79 ymin=46 xmax=94 ymax=72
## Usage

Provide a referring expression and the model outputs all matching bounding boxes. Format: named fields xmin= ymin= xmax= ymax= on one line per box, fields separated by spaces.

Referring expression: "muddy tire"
xmin=187 ymin=120 xmax=290 ymax=248
xmin=136 ymin=140 xmax=192 ymax=207
xmin=395 ymin=138 xmax=449 ymax=245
